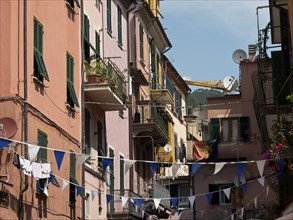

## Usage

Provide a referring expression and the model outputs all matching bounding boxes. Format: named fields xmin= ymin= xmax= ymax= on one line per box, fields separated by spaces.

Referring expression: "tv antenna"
xmin=232 ymin=49 xmax=247 ymax=64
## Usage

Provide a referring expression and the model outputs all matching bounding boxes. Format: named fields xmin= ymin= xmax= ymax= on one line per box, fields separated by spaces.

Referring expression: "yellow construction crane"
xmin=184 ymin=76 xmax=239 ymax=92
xmin=184 ymin=80 xmax=227 ymax=92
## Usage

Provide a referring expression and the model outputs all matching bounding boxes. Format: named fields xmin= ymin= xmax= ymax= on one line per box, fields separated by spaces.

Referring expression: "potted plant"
xmin=85 ymin=59 xmax=108 ymax=84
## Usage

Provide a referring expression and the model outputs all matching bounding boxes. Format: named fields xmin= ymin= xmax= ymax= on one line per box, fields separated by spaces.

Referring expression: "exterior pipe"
xmin=80 ymin=0 xmax=85 ymax=219
xmin=19 ymin=0 xmax=29 ymax=219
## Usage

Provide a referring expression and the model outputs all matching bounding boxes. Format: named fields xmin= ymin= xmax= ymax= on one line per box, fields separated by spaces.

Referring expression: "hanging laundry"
xmin=32 ymin=162 xmax=51 ymax=180
xmin=22 ymin=159 xmax=32 ymax=176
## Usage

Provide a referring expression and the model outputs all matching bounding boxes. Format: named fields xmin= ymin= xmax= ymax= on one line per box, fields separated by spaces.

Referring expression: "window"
xmin=175 ymin=90 xmax=182 ymax=118
xmin=210 ymin=117 xmax=250 ymax=143
xmin=139 ymin=23 xmax=144 ymax=61
xmin=178 ymin=185 xmax=190 ymax=208
xmin=117 ymin=6 xmax=122 ymax=47
xmin=97 ymin=121 xmax=104 ymax=167
xmin=106 ymin=0 xmax=112 ymax=34
xmin=209 ymin=184 xmax=234 ymax=205
xmin=69 ymin=151 xmax=76 ymax=207
xmin=85 ymin=108 xmax=91 ymax=155
xmin=66 ymin=53 xmax=79 ymax=108
xmin=120 ymin=155 xmax=124 ymax=194
xmin=34 ymin=18 xmax=49 ymax=82
xmin=84 ymin=14 xmax=90 ymax=63
xmin=36 ymin=130 xmax=48 ymax=195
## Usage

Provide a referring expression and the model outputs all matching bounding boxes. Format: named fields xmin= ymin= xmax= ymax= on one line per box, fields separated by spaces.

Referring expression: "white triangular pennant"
xmin=172 ymin=163 xmax=181 ymax=177
xmin=91 ymin=190 xmax=98 ymax=201
xmin=223 ymin=187 xmax=231 ymax=199
xmin=77 ymin=154 xmax=90 ymax=170
xmin=121 ymin=196 xmax=128 ymax=208
xmin=256 ymin=160 xmax=266 ymax=177
xmin=188 ymin=195 xmax=196 ymax=208
xmin=61 ymin=179 xmax=69 ymax=191
xmin=213 ymin=163 xmax=225 ymax=175
xmin=231 ymin=214 xmax=234 ymax=220
xmin=28 ymin=144 xmax=40 ymax=162
xmin=124 ymin=159 xmax=135 ymax=174
xmin=153 ymin=198 xmax=161 ymax=209
xmin=257 ymin=176 xmax=265 ymax=187
xmin=254 ymin=197 xmax=258 ymax=209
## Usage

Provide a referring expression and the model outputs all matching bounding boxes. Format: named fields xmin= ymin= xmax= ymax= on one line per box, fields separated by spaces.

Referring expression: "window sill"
xmin=118 ymin=43 xmax=123 ymax=50
xmin=139 ymin=59 xmax=145 ymax=68
xmin=107 ymin=29 xmax=112 ymax=37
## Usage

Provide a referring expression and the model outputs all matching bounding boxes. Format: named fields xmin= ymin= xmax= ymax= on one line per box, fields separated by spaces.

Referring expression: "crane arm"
xmin=184 ymin=80 xmax=227 ymax=91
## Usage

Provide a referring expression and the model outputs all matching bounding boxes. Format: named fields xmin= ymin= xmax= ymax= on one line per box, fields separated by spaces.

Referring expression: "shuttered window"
xmin=34 ymin=18 xmax=49 ymax=82
xmin=106 ymin=0 xmax=112 ymax=33
xmin=84 ymin=14 xmax=90 ymax=62
xmin=69 ymin=151 xmax=76 ymax=207
xmin=240 ymin=117 xmax=250 ymax=142
xmin=210 ymin=118 xmax=220 ymax=141
xmin=120 ymin=155 xmax=124 ymax=195
xmin=37 ymin=130 xmax=48 ymax=162
xmin=139 ymin=23 xmax=144 ymax=61
xmin=66 ymin=53 xmax=79 ymax=108
xmin=85 ymin=108 xmax=91 ymax=154
xmin=117 ymin=6 xmax=122 ymax=47
xmin=95 ymin=31 xmax=100 ymax=58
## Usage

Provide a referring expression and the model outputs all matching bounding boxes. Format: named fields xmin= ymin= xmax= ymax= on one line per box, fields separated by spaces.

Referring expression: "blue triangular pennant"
xmin=240 ymin=183 xmax=248 ymax=192
xmin=54 ymin=150 xmax=65 ymax=171
xmin=191 ymin=163 xmax=202 ymax=176
xmin=106 ymin=194 xmax=113 ymax=204
xmin=207 ymin=192 xmax=213 ymax=204
xmin=0 ymin=138 xmax=12 ymax=149
xmin=237 ymin=163 xmax=246 ymax=179
xmin=136 ymin=198 xmax=144 ymax=208
xmin=48 ymin=173 xmax=55 ymax=184
xmin=170 ymin=198 xmax=178 ymax=208
xmin=76 ymin=185 xmax=83 ymax=196
xmin=102 ymin=158 xmax=113 ymax=171
xmin=149 ymin=162 xmax=160 ymax=176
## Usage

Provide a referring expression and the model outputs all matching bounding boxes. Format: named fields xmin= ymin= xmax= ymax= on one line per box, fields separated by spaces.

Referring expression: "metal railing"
xmin=107 ymin=189 xmax=143 ymax=219
xmin=149 ymin=182 xmax=171 ymax=209
xmin=134 ymin=103 xmax=168 ymax=138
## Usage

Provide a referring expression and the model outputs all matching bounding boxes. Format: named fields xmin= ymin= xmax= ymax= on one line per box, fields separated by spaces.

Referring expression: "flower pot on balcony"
xmin=87 ymin=74 xmax=101 ymax=84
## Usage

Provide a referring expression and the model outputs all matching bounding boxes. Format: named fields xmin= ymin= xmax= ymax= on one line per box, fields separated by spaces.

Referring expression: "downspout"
xmin=80 ymin=0 xmax=85 ymax=219
xmin=127 ymin=4 xmax=133 ymax=192
xmin=19 ymin=0 xmax=29 ymax=219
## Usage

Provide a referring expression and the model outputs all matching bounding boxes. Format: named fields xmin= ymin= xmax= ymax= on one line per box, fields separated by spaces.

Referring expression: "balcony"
xmin=133 ymin=101 xmax=169 ymax=145
xmin=150 ymin=75 xmax=174 ymax=104
xmin=107 ymin=189 xmax=143 ymax=220
xmin=84 ymin=59 xmax=126 ymax=111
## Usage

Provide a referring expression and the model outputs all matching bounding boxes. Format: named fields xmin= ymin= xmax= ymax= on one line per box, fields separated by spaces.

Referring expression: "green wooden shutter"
xmin=210 ymin=118 xmax=220 ymax=141
xmin=69 ymin=150 xmax=76 ymax=207
xmin=120 ymin=155 xmax=124 ymax=195
xmin=107 ymin=0 xmax=112 ymax=33
xmin=70 ymin=151 xmax=76 ymax=178
xmin=66 ymin=53 xmax=79 ymax=107
xmin=117 ymin=6 xmax=122 ymax=46
xmin=85 ymin=108 xmax=91 ymax=154
xmin=95 ymin=31 xmax=100 ymax=58
xmin=240 ymin=117 xmax=250 ymax=142
xmin=84 ymin=14 xmax=90 ymax=42
xmin=37 ymin=130 xmax=48 ymax=162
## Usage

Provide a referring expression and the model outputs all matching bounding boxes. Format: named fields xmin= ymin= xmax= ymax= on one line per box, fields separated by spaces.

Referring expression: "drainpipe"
xmin=80 ymin=0 xmax=85 ymax=219
xmin=19 ymin=0 xmax=29 ymax=219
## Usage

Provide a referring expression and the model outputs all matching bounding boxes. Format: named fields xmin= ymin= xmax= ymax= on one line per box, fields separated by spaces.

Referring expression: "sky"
xmin=160 ymin=0 xmax=270 ymax=90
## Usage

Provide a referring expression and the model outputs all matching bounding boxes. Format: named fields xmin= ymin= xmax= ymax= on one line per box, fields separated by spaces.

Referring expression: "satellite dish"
xmin=232 ymin=49 xmax=247 ymax=64
xmin=0 ymin=117 xmax=18 ymax=138
xmin=223 ymin=76 xmax=239 ymax=91
xmin=164 ymin=144 xmax=172 ymax=153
